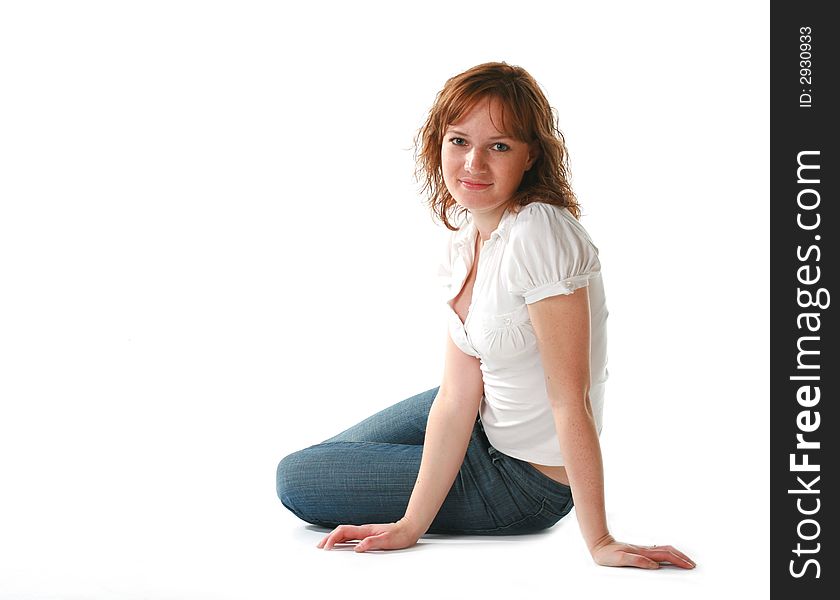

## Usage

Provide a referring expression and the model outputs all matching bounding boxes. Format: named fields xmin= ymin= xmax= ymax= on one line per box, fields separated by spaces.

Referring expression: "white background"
xmin=0 ymin=1 xmax=768 ymax=598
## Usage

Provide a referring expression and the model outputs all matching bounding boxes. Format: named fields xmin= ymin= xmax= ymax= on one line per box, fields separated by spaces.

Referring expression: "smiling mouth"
xmin=460 ymin=180 xmax=492 ymax=190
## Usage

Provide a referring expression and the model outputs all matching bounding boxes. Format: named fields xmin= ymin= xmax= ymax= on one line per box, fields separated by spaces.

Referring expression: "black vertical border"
xmin=771 ymin=2 xmax=837 ymax=598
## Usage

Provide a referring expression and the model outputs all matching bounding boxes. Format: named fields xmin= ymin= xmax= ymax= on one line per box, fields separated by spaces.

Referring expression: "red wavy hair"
xmin=415 ymin=62 xmax=580 ymax=230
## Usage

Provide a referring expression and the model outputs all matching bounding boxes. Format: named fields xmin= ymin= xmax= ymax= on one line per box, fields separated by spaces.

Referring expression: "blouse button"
xmin=504 ymin=317 xmax=512 ymax=325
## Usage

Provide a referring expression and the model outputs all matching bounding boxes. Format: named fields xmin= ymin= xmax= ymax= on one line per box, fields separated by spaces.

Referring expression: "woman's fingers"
xmin=317 ymin=524 xmax=370 ymax=550
xmin=637 ymin=545 xmax=696 ymax=569
xmin=659 ymin=545 xmax=696 ymax=567
xmin=354 ymin=532 xmax=388 ymax=553
xmin=616 ymin=550 xmax=659 ymax=569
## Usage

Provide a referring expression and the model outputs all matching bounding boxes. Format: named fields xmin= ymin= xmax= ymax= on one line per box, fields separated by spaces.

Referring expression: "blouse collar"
xmin=452 ymin=205 xmax=518 ymax=251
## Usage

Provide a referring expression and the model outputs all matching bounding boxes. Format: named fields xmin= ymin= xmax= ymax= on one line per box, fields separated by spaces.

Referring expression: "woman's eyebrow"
xmin=446 ymin=128 xmax=513 ymax=141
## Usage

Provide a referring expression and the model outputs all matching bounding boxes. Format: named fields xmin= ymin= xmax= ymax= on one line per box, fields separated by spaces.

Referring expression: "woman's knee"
xmin=276 ymin=447 xmax=341 ymax=527
xmin=276 ymin=449 xmax=308 ymax=510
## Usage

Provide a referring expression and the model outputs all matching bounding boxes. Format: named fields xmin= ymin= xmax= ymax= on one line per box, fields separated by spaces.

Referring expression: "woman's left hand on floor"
xmin=316 ymin=518 xmax=422 ymax=553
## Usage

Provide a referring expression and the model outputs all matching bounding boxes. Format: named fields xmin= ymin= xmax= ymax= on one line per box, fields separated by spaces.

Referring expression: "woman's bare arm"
xmin=400 ymin=332 xmax=485 ymax=535
xmin=527 ymin=287 xmax=695 ymax=569
xmin=527 ymin=287 xmax=607 ymax=548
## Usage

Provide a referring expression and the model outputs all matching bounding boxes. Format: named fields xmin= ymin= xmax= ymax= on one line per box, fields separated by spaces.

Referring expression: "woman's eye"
xmin=492 ymin=143 xmax=510 ymax=152
xmin=449 ymin=137 xmax=466 ymax=146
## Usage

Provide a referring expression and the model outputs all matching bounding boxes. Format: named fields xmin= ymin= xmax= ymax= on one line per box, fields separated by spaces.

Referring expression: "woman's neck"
xmin=471 ymin=204 xmax=508 ymax=242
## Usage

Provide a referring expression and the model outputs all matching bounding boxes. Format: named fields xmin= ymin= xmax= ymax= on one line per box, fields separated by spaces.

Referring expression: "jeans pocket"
xmin=528 ymin=465 xmax=574 ymax=513
xmin=492 ymin=499 xmax=570 ymax=535
xmin=520 ymin=461 xmax=572 ymax=494
xmin=497 ymin=454 xmax=574 ymax=513
xmin=479 ymin=446 xmax=576 ymax=533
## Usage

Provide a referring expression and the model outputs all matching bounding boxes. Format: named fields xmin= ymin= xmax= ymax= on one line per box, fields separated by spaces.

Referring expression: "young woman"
xmin=276 ymin=62 xmax=694 ymax=570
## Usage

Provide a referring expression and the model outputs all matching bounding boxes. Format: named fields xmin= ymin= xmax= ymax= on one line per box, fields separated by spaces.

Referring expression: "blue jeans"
xmin=276 ymin=386 xmax=574 ymax=535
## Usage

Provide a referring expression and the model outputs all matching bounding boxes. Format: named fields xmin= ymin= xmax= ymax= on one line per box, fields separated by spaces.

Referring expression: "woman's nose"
xmin=465 ymin=148 xmax=487 ymax=173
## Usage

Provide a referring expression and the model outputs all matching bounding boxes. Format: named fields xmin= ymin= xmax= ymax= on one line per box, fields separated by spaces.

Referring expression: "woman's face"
xmin=441 ymin=96 xmax=537 ymax=216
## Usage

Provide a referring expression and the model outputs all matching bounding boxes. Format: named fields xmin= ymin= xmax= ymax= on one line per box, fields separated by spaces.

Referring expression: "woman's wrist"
xmin=588 ymin=532 xmax=615 ymax=555
xmin=397 ymin=514 xmax=428 ymax=539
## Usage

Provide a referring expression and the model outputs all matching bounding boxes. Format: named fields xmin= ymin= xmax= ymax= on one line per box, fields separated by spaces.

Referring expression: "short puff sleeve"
xmin=503 ymin=203 xmax=601 ymax=304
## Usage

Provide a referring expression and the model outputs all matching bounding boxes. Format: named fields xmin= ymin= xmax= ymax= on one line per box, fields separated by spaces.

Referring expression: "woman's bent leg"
xmin=277 ymin=386 xmax=439 ymax=527
xmin=277 ymin=407 xmax=573 ymax=535
xmin=318 ymin=386 xmax=439 ymax=445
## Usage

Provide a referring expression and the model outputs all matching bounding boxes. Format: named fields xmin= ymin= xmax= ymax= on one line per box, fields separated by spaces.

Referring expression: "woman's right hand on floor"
xmin=590 ymin=534 xmax=696 ymax=569
xmin=316 ymin=517 xmax=423 ymax=553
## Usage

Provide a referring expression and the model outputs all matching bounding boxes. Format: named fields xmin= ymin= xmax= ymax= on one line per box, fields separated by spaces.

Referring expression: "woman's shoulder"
xmin=507 ymin=201 xmax=596 ymax=249
xmin=501 ymin=201 xmax=602 ymax=300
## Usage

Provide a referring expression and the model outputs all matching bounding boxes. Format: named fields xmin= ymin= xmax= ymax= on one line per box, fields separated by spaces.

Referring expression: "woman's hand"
xmin=316 ymin=517 xmax=423 ymax=553
xmin=590 ymin=534 xmax=696 ymax=569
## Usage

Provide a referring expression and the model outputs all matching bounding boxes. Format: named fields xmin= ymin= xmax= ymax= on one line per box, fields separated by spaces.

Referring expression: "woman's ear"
xmin=525 ymin=142 xmax=541 ymax=171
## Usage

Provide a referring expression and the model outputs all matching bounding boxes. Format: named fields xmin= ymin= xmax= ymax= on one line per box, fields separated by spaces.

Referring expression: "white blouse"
xmin=438 ymin=202 xmax=609 ymax=465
